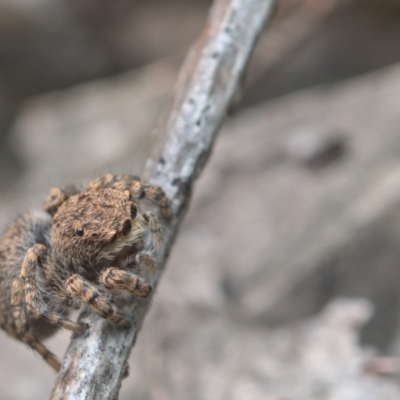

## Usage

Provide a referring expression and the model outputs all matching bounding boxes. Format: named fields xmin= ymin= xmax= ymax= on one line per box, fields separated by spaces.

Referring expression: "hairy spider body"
xmin=0 ymin=175 xmax=170 ymax=371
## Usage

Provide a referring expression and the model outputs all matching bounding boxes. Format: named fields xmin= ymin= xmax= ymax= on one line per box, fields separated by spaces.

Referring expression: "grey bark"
xmin=49 ymin=0 xmax=277 ymax=398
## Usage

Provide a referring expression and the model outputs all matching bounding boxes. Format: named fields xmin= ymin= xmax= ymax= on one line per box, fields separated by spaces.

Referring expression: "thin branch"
xmin=50 ymin=0 xmax=276 ymax=398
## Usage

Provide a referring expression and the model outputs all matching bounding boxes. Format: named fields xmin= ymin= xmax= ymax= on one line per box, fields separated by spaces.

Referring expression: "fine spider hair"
xmin=0 ymin=174 xmax=170 ymax=371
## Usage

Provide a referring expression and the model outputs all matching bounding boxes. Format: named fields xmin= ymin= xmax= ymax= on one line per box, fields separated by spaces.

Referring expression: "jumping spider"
xmin=0 ymin=174 xmax=170 ymax=371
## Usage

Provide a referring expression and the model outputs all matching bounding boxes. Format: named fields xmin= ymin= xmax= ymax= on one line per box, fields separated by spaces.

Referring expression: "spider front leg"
xmin=43 ymin=184 xmax=80 ymax=216
xmin=88 ymin=174 xmax=171 ymax=218
xmin=142 ymin=211 xmax=163 ymax=249
xmin=101 ymin=253 xmax=154 ymax=298
xmin=19 ymin=244 xmax=84 ymax=371
xmin=21 ymin=244 xmax=85 ymax=334
xmin=65 ymin=275 xmax=128 ymax=326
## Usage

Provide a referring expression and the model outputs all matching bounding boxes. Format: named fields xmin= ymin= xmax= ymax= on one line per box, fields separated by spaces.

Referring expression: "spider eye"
xmin=122 ymin=219 xmax=132 ymax=236
xmin=109 ymin=231 xmax=118 ymax=243
xmin=130 ymin=204 xmax=137 ymax=220
xmin=76 ymin=227 xmax=84 ymax=237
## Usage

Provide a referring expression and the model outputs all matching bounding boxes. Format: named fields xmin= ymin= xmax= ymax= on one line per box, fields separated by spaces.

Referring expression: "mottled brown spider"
xmin=0 ymin=174 xmax=170 ymax=372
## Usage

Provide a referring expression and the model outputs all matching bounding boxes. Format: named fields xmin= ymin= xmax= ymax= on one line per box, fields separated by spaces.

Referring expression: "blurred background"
xmin=2 ymin=0 xmax=400 ymax=398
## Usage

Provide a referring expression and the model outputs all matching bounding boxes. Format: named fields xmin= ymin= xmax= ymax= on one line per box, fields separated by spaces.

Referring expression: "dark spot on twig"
xmin=172 ymin=177 xmax=191 ymax=198
xmin=196 ymin=104 xmax=211 ymax=128
xmin=159 ymin=157 xmax=165 ymax=165
xmin=164 ymin=247 xmax=171 ymax=259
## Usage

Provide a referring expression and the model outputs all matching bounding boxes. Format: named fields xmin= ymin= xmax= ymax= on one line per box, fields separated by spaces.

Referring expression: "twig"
xmin=50 ymin=0 xmax=276 ymax=398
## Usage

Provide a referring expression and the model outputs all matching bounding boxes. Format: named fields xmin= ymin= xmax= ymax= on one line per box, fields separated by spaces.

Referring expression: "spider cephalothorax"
xmin=51 ymin=189 xmax=146 ymax=273
xmin=0 ymin=174 xmax=170 ymax=371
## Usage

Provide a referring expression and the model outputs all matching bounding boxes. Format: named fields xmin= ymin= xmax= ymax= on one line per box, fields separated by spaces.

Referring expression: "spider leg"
xmin=29 ymin=339 xmax=61 ymax=372
xmin=11 ymin=245 xmax=69 ymax=371
xmin=65 ymin=274 xmax=128 ymax=326
xmin=101 ymin=267 xmax=152 ymax=298
xmin=88 ymin=174 xmax=171 ymax=218
xmin=142 ymin=211 xmax=163 ymax=250
xmin=43 ymin=184 xmax=80 ymax=216
xmin=10 ymin=252 xmax=61 ymax=372
xmin=21 ymin=244 xmax=84 ymax=333
xmin=102 ymin=251 xmax=154 ymax=297
xmin=141 ymin=183 xmax=171 ymax=219
xmin=133 ymin=252 xmax=155 ymax=273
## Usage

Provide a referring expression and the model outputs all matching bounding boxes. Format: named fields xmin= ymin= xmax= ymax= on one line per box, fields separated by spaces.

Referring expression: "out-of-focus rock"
xmin=122 ymin=298 xmax=400 ymax=399
xmin=169 ymin=62 xmax=400 ymax=350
